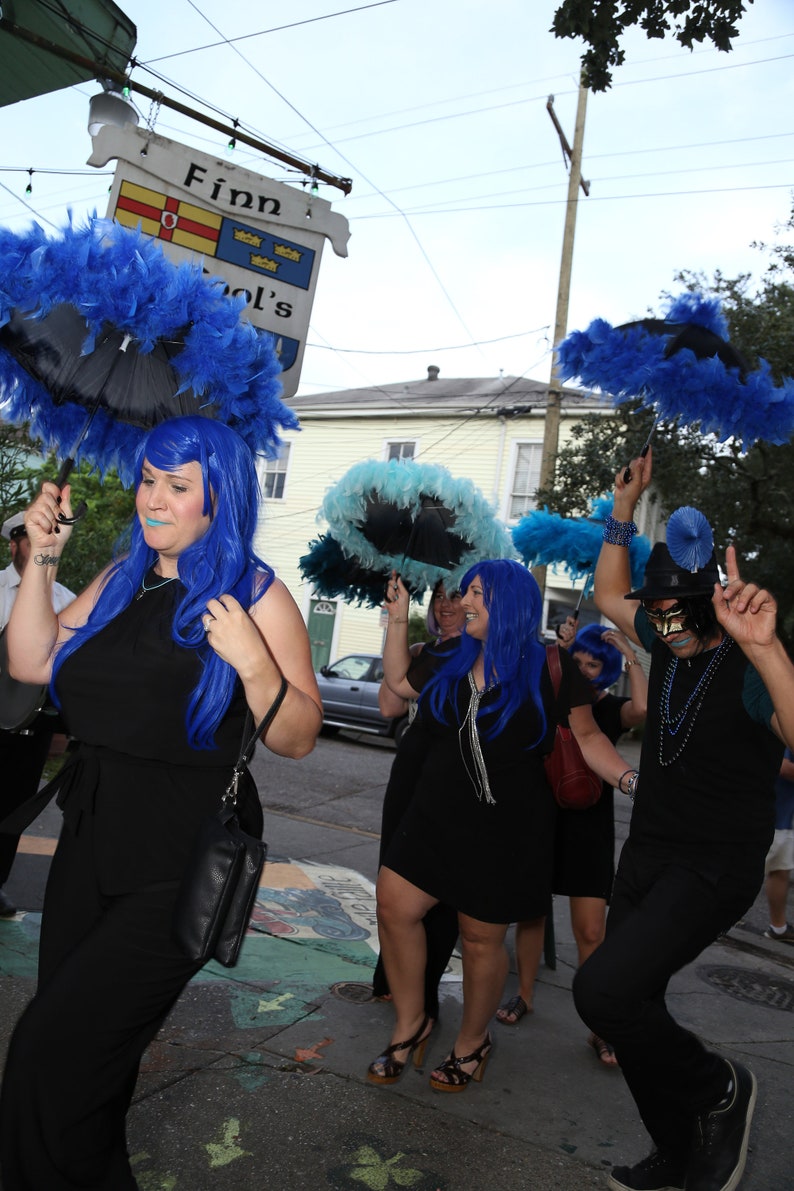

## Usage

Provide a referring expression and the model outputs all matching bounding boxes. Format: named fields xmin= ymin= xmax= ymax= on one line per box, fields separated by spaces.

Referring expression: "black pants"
xmin=573 ymin=841 xmax=762 ymax=1159
xmin=0 ymin=815 xmax=204 ymax=1190
xmin=0 ymin=715 xmax=54 ymax=884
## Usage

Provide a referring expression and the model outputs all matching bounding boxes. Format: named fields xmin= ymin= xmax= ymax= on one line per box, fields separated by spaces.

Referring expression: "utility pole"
xmin=533 ymin=75 xmax=589 ymax=595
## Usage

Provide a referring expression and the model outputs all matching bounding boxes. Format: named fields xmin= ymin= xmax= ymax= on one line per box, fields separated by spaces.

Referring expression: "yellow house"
xmin=254 ymin=365 xmax=611 ymax=669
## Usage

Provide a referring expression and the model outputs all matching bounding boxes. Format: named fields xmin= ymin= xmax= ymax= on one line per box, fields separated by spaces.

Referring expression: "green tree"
xmin=0 ymin=422 xmax=38 ymax=530
xmin=537 ymin=201 xmax=794 ymax=643
xmin=551 ymin=0 xmax=753 ymax=91
xmin=2 ymin=435 xmax=136 ymax=594
xmin=27 ymin=458 xmax=135 ymax=595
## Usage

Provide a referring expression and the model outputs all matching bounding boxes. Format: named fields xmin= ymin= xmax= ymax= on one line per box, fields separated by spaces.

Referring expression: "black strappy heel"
xmin=367 ymin=1015 xmax=433 ymax=1085
xmin=429 ymin=1032 xmax=493 ymax=1092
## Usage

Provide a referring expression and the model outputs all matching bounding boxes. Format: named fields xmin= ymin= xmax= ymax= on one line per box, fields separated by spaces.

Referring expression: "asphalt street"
xmin=0 ymin=731 xmax=792 ymax=1191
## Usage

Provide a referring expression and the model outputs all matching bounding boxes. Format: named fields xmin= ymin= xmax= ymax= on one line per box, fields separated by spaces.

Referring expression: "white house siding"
xmin=252 ymin=375 xmax=614 ymax=661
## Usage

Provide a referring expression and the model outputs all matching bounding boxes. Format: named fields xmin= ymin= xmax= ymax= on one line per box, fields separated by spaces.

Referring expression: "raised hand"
xmin=713 ymin=545 xmax=778 ymax=649
xmin=24 ymin=482 xmax=76 ymax=555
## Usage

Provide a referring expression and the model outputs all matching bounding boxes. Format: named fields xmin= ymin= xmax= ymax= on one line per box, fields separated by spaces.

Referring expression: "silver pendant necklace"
xmin=136 ymin=571 xmax=177 ymax=600
xmin=459 ymin=671 xmax=496 ymax=804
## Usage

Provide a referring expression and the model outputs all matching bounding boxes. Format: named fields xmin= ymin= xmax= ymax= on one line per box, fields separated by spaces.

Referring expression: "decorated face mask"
xmin=642 ymin=601 xmax=690 ymax=638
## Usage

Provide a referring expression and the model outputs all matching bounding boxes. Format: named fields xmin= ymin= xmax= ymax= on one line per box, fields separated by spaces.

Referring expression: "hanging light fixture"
xmin=88 ymin=80 xmax=140 ymax=137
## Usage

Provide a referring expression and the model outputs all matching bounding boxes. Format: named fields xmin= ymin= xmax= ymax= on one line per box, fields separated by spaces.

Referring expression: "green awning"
xmin=0 ymin=0 xmax=136 ymax=107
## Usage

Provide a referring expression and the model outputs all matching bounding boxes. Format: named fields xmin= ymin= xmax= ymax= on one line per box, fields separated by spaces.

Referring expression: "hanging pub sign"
xmin=88 ymin=124 xmax=350 ymax=398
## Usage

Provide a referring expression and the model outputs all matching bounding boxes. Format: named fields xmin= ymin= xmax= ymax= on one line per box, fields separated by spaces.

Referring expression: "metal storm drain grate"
xmin=330 ymin=981 xmax=378 ymax=1003
xmin=698 ymin=966 xmax=794 ymax=1012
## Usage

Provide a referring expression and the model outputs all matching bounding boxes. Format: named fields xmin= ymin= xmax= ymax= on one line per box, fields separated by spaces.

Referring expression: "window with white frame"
xmin=262 ymin=444 xmax=290 ymax=500
xmin=508 ymin=442 xmax=543 ymax=519
xmin=385 ymin=440 xmax=416 ymax=461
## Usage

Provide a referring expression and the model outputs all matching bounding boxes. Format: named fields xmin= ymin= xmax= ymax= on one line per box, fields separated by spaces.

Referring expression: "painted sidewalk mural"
xmin=0 ymin=853 xmax=462 ymax=1029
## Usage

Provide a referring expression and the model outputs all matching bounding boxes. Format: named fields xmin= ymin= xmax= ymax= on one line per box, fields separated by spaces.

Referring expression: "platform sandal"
xmin=367 ymin=1015 xmax=433 ymax=1085
xmin=429 ymin=1032 xmax=493 ymax=1092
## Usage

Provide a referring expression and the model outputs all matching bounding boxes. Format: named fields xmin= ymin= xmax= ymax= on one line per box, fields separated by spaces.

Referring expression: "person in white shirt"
xmin=0 ymin=511 xmax=74 ymax=915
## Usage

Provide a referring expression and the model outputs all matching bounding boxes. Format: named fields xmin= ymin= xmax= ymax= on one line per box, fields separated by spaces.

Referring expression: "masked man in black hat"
xmin=573 ymin=449 xmax=794 ymax=1191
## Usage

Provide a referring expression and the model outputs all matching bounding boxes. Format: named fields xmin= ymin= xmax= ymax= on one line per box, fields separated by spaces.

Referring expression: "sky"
xmin=1 ymin=0 xmax=793 ymax=400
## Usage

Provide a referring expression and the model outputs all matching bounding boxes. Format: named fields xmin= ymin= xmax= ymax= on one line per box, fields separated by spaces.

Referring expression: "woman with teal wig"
xmin=370 ymin=559 xmax=635 ymax=1093
xmin=0 ymin=415 xmax=322 ymax=1189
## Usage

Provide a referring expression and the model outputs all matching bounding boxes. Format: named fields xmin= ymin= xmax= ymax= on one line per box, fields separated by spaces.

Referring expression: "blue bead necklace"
xmin=657 ymin=635 xmax=732 ymax=766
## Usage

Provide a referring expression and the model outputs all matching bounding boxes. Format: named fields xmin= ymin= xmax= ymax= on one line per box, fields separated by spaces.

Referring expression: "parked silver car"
xmin=315 ymin=653 xmax=409 ymax=745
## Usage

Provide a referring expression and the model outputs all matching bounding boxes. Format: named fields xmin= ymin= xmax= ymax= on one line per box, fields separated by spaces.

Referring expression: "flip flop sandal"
xmin=588 ymin=1033 xmax=619 ymax=1066
xmin=496 ymin=994 xmax=531 ymax=1025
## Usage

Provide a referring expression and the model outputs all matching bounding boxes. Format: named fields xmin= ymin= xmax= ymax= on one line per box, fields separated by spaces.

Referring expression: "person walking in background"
xmin=0 ymin=510 xmax=74 ymax=917
xmin=762 ymin=747 xmax=794 ymax=943
xmin=497 ymin=622 xmax=647 ymax=1069
xmin=574 ymin=449 xmax=794 ymax=1191
xmin=373 ymin=579 xmax=465 ymax=1014
xmin=0 ymin=417 xmax=322 ymax=1191
xmin=369 ymin=560 xmax=637 ymax=1093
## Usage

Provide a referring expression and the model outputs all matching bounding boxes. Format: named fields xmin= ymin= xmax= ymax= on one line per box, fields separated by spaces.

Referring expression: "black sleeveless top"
xmin=51 ymin=577 xmax=260 ymax=894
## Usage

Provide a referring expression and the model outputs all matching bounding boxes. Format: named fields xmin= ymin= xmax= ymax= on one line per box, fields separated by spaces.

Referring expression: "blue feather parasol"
xmin=666 ymin=506 xmax=714 ymax=572
xmin=556 ymin=292 xmax=794 ymax=450
xmin=511 ymin=498 xmax=651 ymax=595
xmin=318 ymin=458 xmax=516 ymax=595
xmin=299 ymin=533 xmax=392 ymax=608
xmin=0 ymin=215 xmax=295 ymax=484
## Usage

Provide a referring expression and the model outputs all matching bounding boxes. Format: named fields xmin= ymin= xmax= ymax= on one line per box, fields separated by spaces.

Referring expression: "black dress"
xmin=383 ymin=651 xmax=592 ymax=924
xmin=552 ymin=692 xmax=628 ymax=902
xmin=373 ymin=638 xmax=461 ymax=1013
xmin=0 ymin=578 xmax=260 ymax=1191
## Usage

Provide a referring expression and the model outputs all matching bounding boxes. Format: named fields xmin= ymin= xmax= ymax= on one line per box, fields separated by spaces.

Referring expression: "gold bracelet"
xmin=625 ymin=658 xmax=638 ymax=667
xmin=389 ymin=618 xmax=408 ymax=625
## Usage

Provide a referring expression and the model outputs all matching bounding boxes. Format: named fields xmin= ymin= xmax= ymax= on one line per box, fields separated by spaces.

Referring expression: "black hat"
xmin=625 ymin=542 xmax=720 ymax=601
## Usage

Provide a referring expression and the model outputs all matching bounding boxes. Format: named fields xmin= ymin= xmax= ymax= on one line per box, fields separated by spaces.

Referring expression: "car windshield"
xmin=328 ymin=656 xmax=372 ymax=680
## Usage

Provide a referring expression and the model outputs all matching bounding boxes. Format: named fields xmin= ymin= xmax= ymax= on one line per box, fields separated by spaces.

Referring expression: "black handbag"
xmin=172 ymin=678 xmax=287 ymax=968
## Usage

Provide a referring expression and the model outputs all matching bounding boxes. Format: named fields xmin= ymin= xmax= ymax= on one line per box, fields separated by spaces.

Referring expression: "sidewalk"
xmin=1 ymin=747 xmax=793 ymax=1190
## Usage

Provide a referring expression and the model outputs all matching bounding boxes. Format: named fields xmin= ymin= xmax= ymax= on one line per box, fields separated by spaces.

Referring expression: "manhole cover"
xmin=330 ymin=981 xmax=377 ymax=1003
xmin=698 ymin=965 xmax=794 ymax=1012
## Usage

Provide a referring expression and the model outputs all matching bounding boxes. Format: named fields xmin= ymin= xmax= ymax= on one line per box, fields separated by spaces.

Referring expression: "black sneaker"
xmin=686 ymin=1060 xmax=756 ymax=1191
xmin=608 ymin=1149 xmax=687 ymax=1191
xmin=0 ymin=888 xmax=17 ymax=917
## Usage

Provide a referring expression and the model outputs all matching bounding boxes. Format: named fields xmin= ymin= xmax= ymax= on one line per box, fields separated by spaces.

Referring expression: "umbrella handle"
xmin=52 ymin=457 xmax=87 ymax=526
xmin=622 ymin=429 xmax=655 ymax=484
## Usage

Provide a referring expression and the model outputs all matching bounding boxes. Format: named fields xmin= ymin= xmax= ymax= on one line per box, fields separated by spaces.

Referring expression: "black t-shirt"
xmin=630 ymin=609 xmax=782 ymax=877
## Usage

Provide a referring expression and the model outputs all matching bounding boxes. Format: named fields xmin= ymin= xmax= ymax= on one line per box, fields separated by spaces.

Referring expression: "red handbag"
xmin=543 ymin=644 xmax=602 ymax=811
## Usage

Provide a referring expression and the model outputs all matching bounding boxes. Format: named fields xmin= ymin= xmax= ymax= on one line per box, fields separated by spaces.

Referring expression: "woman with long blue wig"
xmin=0 ymin=415 xmax=322 ymax=1189
xmin=497 ymin=617 xmax=648 ymax=1070
xmin=369 ymin=558 xmax=635 ymax=1093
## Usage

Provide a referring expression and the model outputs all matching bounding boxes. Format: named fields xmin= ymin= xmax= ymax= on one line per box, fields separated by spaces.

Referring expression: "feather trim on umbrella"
xmin=511 ymin=499 xmax=651 ymax=595
xmin=556 ymin=292 xmax=794 ymax=450
xmin=299 ymin=533 xmax=393 ymax=608
xmin=0 ymin=215 xmax=295 ymax=483
xmin=319 ymin=458 xmax=516 ymax=594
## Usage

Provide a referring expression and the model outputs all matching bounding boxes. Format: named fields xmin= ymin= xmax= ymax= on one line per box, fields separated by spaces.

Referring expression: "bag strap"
xmin=224 ymin=675 xmax=289 ymax=807
xmin=545 ymin=643 xmax=562 ymax=698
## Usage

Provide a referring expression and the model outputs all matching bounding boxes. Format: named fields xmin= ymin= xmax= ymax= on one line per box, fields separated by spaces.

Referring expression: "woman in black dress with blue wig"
xmin=0 ymin=416 xmax=322 ymax=1190
xmin=370 ymin=560 xmax=636 ymax=1091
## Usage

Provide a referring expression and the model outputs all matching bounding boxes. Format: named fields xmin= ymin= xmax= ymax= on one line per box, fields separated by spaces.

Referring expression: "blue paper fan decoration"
xmin=666 ymin=506 xmax=714 ymax=572
xmin=556 ymin=292 xmax=794 ymax=450
xmin=0 ymin=215 xmax=295 ymax=484
xmin=318 ymin=458 xmax=516 ymax=594
xmin=511 ymin=498 xmax=651 ymax=595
